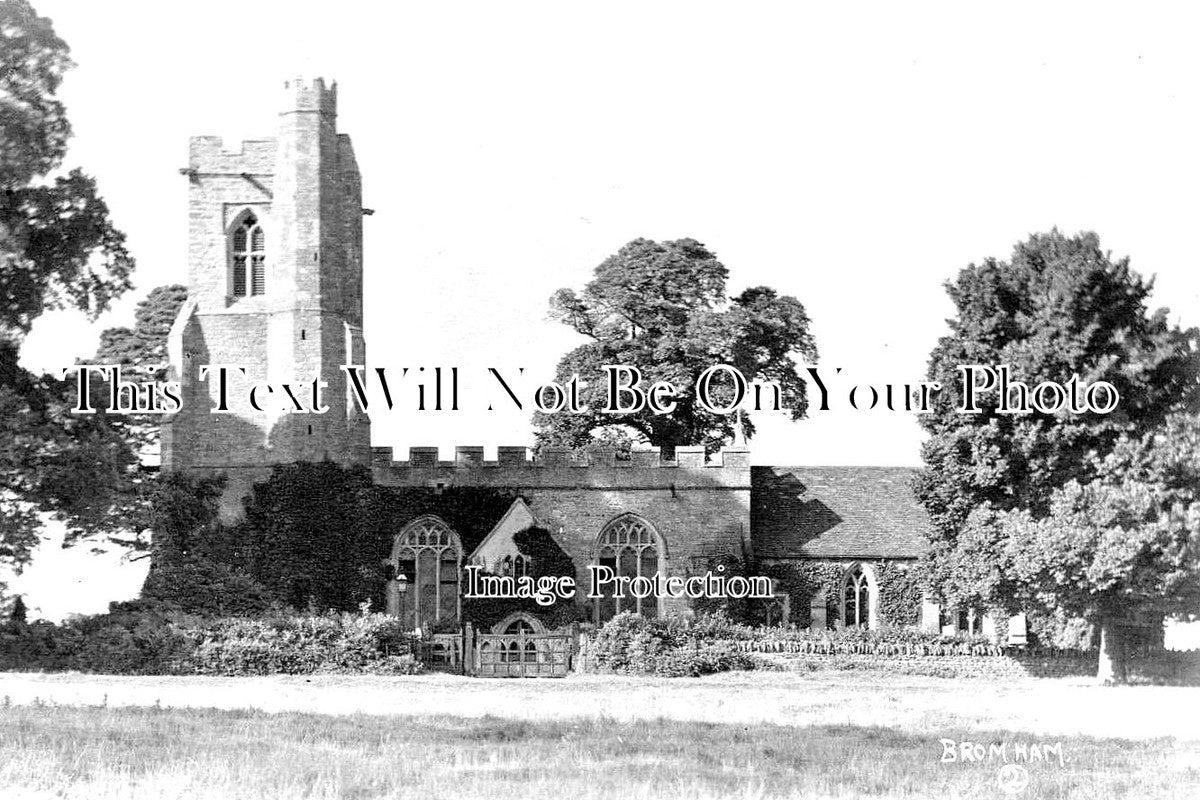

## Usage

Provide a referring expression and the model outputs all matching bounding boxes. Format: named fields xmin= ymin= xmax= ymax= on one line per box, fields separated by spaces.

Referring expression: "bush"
xmin=0 ymin=608 xmax=422 ymax=676
xmin=582 ymin=612 xmax=753 ymax=677
xmin=578 ymin=611 xmax=1016 ymax=675
xmin=653 ymin=642 xmax=754 ymax=677
xmin=187 ymin=611 xmax=419 ymax=675
xmin=141 ymin=558 xmax=273 ymax=617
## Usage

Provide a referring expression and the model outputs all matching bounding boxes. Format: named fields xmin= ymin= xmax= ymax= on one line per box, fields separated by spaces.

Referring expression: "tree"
xmin=95 ymin=284 xmax=187 ymax=368
xmin=998 ymin=413 xmax=1200 ymax=682
xmin=537 ymin=238 xmax=817 ymax=455
xmin=1 ymin=0 xmax=133 ymax=349
xmin=8 ymin=595 xmax=27 ymax=624
xmin=0 ymin=0 xmax=136 ymax=574
xmin=93 ymin=284 xmax=188 ymax=456
xmin=915 ymin=230 xmax=1200 ymax=648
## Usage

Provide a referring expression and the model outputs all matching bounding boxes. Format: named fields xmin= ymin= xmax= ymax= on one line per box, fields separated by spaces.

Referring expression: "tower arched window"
xmin=231 ymin=213 xmax=265 ymax=297
xmin=593 ymin=513 xmax=666 ymax=623
xmin=390 ymin=516 xmax=462 ymax=630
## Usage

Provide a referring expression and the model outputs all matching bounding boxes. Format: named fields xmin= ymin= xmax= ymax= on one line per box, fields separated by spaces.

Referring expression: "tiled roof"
xmin=751 ymin=466 xmax=930 ymax=559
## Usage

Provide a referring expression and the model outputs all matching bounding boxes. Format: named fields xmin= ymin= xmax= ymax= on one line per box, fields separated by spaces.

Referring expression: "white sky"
xmin=18 ymin=0 xmax=1200 ymax=471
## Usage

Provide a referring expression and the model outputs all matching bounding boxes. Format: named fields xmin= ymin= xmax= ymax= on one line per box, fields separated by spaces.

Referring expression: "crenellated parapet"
xmin=282 ymin=76 xmax=337 ymax=116
xmin=188 ymin=136 xmax=277 ymax=176
xmin=371 ymin=445 xmax=751 ymax=489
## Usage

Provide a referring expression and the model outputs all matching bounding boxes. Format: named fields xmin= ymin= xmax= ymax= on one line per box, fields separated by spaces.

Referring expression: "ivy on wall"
xmin=875 ymin=561 xmax=923 ymax=628
xmin=461 ymin=525 xmax=583 ymax=632
xmin=759 ymin=561 xmax=843 ymax=629
xmin=147 ymin=461 xmax=521 ymax=616
xmin=761 ymin=559 xmax=926 ymax=630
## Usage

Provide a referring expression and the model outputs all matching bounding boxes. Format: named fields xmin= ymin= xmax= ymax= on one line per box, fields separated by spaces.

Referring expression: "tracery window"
xmin=594 ymin=514 xmax=665 ymax=623
xmin=392 ymin=516 xmax=461 ymax=630
xmin=843 ymin=563 xmax=871 ymax=628
xmin=231 ymin=213 xmax=265 ymax=297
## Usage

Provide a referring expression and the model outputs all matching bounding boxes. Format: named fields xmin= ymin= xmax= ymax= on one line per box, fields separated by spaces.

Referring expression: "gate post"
xmin=464 ymin=622 xmax=475 ymax=676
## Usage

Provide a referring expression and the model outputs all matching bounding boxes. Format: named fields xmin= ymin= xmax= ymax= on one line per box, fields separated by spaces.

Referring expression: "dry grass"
xmin=0 ymin=705 xmax=1196 ymax=800
xmin=3 ymin=670 xmax=1200 ymax=741
xmin=0 ymin=671 xmax=1198 ymax=798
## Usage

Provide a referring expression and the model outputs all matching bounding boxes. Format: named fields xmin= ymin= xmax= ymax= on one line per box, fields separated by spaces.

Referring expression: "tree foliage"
xmin=1 ymin=0 xmax=133 ymax=343
xmin=537 ymin=238 xmax=817 ymax=454
xmin=915 ymin=230 xmax=1200 ymax=609
xmin=997 ymin=412 xmax=1200 ymax=680
xmin=999 ymin=413 xmax=1200 ymax=619
xmin=0 ymin=1 xmax=138 ymax=575
xmin=95 ymin=284 xmax=187 ymax=368
xmin=91 ymin=283 xmax=188 ymax=461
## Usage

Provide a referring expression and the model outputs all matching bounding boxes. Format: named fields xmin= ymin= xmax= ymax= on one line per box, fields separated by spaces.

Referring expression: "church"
xmin=162 ymin=78 xmax=976 ymax=639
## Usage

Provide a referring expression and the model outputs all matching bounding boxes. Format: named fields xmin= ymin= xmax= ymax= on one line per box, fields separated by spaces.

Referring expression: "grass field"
xmin=1 ymin=672 xmax=1198 ymax=799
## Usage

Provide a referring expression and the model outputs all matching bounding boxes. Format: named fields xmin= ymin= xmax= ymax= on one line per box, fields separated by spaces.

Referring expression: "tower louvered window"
xmin=231 ymin=214 xmax=265 ymax=297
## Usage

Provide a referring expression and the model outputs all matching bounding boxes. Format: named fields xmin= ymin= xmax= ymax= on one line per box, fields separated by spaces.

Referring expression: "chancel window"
xmin=231 ymin=213 xmax=265 ymax=297
xmin=843 ymin=564 xmax=871 ymax=628
xmin=392 ymin=516 xmax=462 ymax=630
xmin=594 ymin=514 xmax=665 ymax=623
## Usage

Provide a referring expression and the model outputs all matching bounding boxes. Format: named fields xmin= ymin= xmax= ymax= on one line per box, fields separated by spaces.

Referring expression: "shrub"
xmin=653 ymin=642 xmax=754 ymax=677
xmin=185 ymin=611 xmax=419 ymax=675
xmin=141 ymin=558 xmax=272 ymax=617
xmin=0 ymin=608 xmax=422 ymax=676
xmin=583 ymin=612 xmax=752 ymax=676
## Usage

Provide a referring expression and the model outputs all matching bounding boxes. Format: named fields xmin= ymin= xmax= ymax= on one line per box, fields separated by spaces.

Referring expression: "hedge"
xmin=0 ymin=608 xmax=423 ymax=676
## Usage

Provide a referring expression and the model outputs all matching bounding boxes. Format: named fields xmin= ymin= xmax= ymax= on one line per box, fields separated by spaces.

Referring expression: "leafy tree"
xmin=998 ymin=413 xmax=1200 ymax=682
xmin=1 ymin=0 xmax=133 ymax=348
xmin=537 ymin=238 xmax=817 ymax=455
xmin=8 ymin=595 xmax=27 ymax=624
xmin=95 ymin=284 xmax=187 ymax=369
xmin=92 ymin=284 xmax=188 ymax=457
xmin=915 ymin=230 xmax=1200 ymax=651
xmin=0 ymin=0 xmax=136 ymax=574
xmin=143 ymin=471 xmax=226 ymax=561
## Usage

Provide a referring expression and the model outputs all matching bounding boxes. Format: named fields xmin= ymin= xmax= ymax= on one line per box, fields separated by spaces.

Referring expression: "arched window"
xmin=391 ymin=515 xmax=462 ymax=630
xmin=594 ymin=513 xmax=665 ymax=623
xmin=230 ymin=213 xmax=265 ymax=297
xmin=513 ymin=554 xmax=531 ymax=578
xmin=843 ymin=563 xmax=873 ymax=629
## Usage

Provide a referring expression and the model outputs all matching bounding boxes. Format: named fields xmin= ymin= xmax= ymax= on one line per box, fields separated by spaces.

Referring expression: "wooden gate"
xmin=471 ymin=629 xmax=574 ymax=678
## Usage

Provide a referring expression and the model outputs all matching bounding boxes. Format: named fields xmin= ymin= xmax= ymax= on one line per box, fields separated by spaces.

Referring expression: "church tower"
xmin=163 ymin=78 xmax=370 ymax=517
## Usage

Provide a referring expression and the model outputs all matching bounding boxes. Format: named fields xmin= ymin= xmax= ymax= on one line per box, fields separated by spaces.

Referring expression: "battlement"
xmin=189 ymin=136 xmax=277 ymax=174
xmin=282 ymin=76 xmax=337 ymax=116
xmin=371 ymin=445 xmax=750 ymax=470
xmin=371 ymin=445 xmax=750 ymax=490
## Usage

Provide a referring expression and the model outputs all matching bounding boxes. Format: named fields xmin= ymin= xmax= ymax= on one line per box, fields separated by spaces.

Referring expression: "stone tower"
xmin=163 ymin=78 xmax=370 ymax=518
